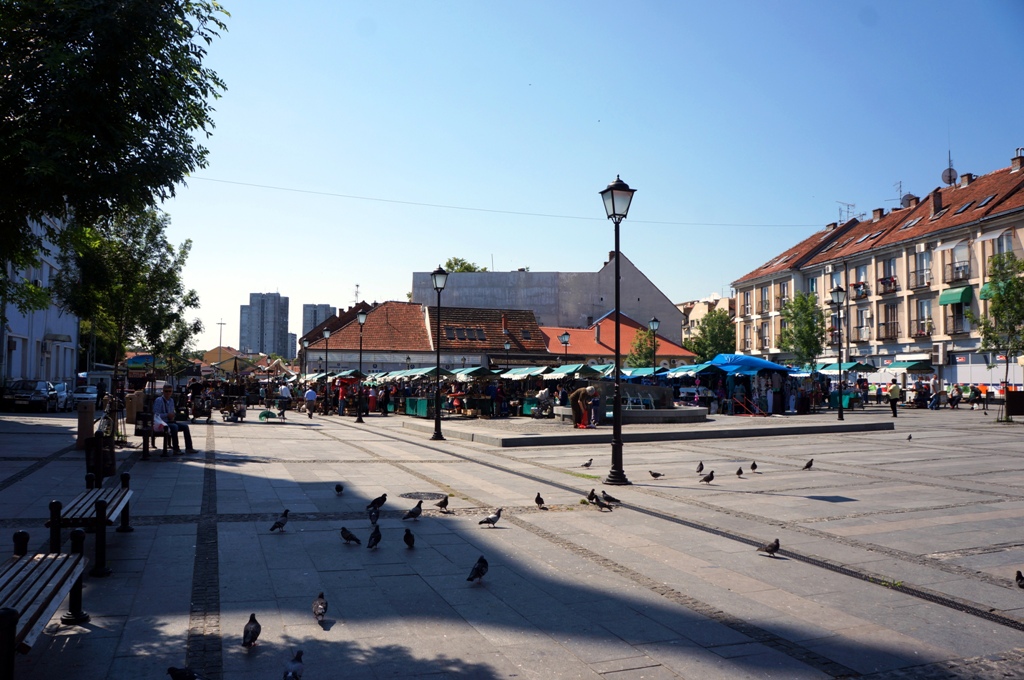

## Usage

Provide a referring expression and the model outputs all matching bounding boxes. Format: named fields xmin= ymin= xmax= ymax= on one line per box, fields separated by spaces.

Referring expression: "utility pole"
xmin=217 ymin=319 xmax=226 ymax=375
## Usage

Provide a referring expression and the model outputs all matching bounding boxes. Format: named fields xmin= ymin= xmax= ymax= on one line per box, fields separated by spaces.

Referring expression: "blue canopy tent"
xmin=708 ymin=354 xmax=792 ymax=373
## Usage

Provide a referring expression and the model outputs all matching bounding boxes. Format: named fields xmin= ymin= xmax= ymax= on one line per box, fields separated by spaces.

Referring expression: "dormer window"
xmin=976 ymin=194 xmax=996 ymax=208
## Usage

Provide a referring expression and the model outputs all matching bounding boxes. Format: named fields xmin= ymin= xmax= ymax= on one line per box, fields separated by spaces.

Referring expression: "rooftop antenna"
xmin=354 ymin=284 xmax=360 ymax=307
xmin=885 ymin=180 xmax=915 ymax=208
xmin=836 ymin=201 xmax=864 ymax=223
xmin=941 ymin=150 xmax=958 ymax=186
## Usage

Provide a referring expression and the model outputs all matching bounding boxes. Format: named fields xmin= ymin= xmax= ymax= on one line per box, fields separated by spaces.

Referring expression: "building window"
xmin=445 ymin=327 xmax=456 ymax=340
xmin=521 ymin=330 xmax=531 ymax=340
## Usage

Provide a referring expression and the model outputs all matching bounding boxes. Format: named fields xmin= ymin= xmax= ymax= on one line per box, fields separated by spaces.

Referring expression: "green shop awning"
xmin=884 ymin=360 xmax=935 ymax=374
xmin=938 ymin=286 xmax=972 ymax=305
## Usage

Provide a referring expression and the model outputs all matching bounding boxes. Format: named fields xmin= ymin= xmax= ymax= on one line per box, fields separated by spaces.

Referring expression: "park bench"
xmin=0 ymin=529 xmax=89 ymax=680
xmin=133 ymin=412 xmax=171 ymax=459
xmin=45 ymin=473 xmax=133 ymax=578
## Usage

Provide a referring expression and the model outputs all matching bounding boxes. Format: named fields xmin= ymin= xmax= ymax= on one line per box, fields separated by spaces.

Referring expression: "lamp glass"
xmin=558 ymin=331 xmax=570 ymax=345
xmin=302 ymin=339 xmax=309 ymax=348
xmin=503 ymin=341 xmax=511 ymax=351
xmin=599 ymin=176 xmax=635 ymax=220
xmin=830 ymin=285 xmax=846 ymax=306
xmin=323 ymin=328 xmax=331 ymax=339
xmin=431 ymin=266 xmax=449 ymax=292
xmin=357 ymin=310 xmax=367 ymax=325
xmin=649 ymin=317 xmax=660 ymax=332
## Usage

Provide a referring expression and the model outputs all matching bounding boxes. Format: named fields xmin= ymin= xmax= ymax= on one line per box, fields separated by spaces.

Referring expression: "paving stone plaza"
xmin=3 ymin=405 xmax=1023 ymax=679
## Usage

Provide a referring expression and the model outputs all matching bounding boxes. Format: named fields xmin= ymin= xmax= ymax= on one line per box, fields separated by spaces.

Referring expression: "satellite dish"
xmin=942 ymin=167 xmax=958 ymax=185
xmin=900 ymin=193 xmax=916 ymax=208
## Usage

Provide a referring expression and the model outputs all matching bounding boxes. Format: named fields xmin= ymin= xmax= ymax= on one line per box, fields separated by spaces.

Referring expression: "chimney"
xmin=872 ymin=208 xmax=885 ymax=221
xmin=960 ymin=173 xmax=974 ymax=186
xmin=825 ymin=222 xmax=838 ymax=231
xmin=594 ymin=324 xmax=601 ymax=344
xmin=908 ymin=195 xmax=920 ymax=207
xmin=1012 ymin=149 xmax=1024 ymax=171
xmin=930 ymin=190 xmax=942 ymax=217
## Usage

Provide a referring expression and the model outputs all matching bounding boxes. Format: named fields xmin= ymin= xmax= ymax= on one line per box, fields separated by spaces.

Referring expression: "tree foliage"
xmin=0 ymin=0 xmax=228 ymax=322
xmin=626 ymin=329 xmax=656 ymax=368
xmin=444 ymin=257 xmax=488 ymax=273
xmin=967 ymin=253 xmax=1024 ymax=418
xmin=777 ymin=291 xmax=826 ymax=368
xmin=683 ymin=308 xmax=735 ymax=363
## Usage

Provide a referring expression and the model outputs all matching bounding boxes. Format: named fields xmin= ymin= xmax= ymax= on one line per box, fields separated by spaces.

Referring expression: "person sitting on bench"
xmin=153 ymin=385 xmax=196 ymax=455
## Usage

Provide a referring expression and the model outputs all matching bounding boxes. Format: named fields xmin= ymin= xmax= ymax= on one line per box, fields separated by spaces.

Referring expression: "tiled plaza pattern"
xmin=2 ymin=404 xmax=1023 ymax=679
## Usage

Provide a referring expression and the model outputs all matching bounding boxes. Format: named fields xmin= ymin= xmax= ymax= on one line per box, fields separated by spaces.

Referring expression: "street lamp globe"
xmin=600 ymin=175 xmax=636 ymax=221
xmin=830 ymin=285 xmax=846 ymax=306
xmin=431 ymin=266 xmax=449 ymax=293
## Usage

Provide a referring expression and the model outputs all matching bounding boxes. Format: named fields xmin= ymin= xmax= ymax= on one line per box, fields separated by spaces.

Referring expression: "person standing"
xmin=569 ymin=385 xmax=595 ymax=429
xmin=278 ymin=381 xmax=292 ymax=412
xmin=304 ymin=386 xmax=317 ymax=419
xmin=887 ymin=378 xmax=901 ymax=418
xmin=379 ymin=384 xmax=390 ymax=416
xmin=153 ymin=384 xmax=196 ymax=455
xmin=337 ymin=384 xmax=347 ymax=416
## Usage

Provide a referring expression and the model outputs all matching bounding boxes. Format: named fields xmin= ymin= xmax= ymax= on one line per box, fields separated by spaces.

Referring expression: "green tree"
xmin=444 ymin=257 xmax=488 ymax=272
xmin=683 ymin=308 xmax=736 ymax=363
xmin=967 ymin=253 xmax=1024 ymax=420
xmin=777 ymin=291 xmax=826 ymax=369
xmin=0 ymin=0 xmax=228 ymax=324
xmin=626 ymin=329 xmax=656 ymax=368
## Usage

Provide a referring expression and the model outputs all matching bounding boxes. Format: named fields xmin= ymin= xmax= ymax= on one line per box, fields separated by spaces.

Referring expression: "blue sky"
xmin=164 ymin=1 xmax=1024 ymax=351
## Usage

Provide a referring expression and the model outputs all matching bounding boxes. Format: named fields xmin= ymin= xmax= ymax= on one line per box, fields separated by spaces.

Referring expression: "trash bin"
xmin=76 ymin=400 xmax=95 ymax=448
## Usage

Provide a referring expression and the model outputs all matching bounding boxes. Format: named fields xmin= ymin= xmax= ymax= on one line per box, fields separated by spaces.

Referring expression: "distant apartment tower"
xmin=302 ymin=303 xmax=337 ymax=335
xmin=239 ymin=293 xmax=290 ymax=356
xmin=286 ymin=333 xmax=297 ymax=360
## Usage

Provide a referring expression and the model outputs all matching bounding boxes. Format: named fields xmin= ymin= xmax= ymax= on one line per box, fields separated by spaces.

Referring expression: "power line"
xmin=189 ymin=176 xmax=820 ymax=229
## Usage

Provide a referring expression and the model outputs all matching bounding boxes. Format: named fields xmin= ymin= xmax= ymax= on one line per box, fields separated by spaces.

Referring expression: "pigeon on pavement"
xmin=467 ymin=555 xmax=488 ymax=582
xmin=750 ymin=461 xmax=758 ymax=473
xmin=601 ymin=490 xmax=621 ymax=504
xmin=907 ymin=434 xmax=912 ymax=441
xmin=311 ymin=592 xmax=327 ymax=624
xmin=757 ymin=538 xmax=781 ymax=558
xmin=580 ymin=458 xmax=593 ymax=468
xmin=404 ymin=528 xmax=415 ymax=549
xmin=802 ymin=459 xmax=814 ymax=470
xmin=270 ymin=509 xmax=290 ymax=532
xmin=1016 ymin=570 xmax=1024 ymax=588
xmin=696 ymin=461 xmax=704 ymax=474
xmin=340 ymin=527 xmax=361 ymax=545
xmin=283 ymin=650 xmax=304 ymax=680
xmin=242 ymin=613 xmax=261 ymax=648
xmin=334 ymin=483 xmax=344 ymax=495
xmin=592 ymin=497 xmax=613 ymax=511
xmin=367 ymin=524 xmax=381 ymax=550
xmin=367 ymin=506 xmax=379 ymax=525
xmin=736 ymin=467 xmax=744 ymax=477
xmin=587 ymin=488 xmax=598 ymax=502
xmin=649 ymin=470 xmax=664 ymax=479
xmin=479 ymin=508 xmax=503 ymax=528
xmin=435 ymin=495 xmax=450 ymax=513
xmin=699 ymin=471 xmax=715 ymax=485
xmin=367 ymin=493 xmax=387 ymax=510
xmin=402 ymin=500 xmax=423 ymax=520
xmin=535 ymin=493 xmax=547 ymax=510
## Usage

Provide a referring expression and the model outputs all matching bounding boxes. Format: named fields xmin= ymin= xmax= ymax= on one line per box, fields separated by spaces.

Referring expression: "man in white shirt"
xmin=152 ymin=385 xmax=195 ymax=455
xmin=278 ymin=382 xmax=292 ymax=413
xmin=304 ymin=386 xmax=317 ymax=418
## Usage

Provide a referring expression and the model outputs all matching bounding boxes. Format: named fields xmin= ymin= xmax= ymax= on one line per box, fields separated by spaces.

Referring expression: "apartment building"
xmin=732 ymin=151 xmax=1024 ymax=387
xmin=678 ymin=294 xmax=735 ymax=343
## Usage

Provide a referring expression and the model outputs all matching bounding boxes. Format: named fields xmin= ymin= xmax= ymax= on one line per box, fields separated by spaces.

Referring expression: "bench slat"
xmin=0 ymin=554 xmax=85 ymax=652
xmin=46 ymin=489 xmax=132 ymax=527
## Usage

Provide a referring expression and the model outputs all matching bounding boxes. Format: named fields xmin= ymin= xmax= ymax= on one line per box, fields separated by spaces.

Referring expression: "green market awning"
xmin=938 ymin=286 xmax=972 ymax=305
xmin=883 ymin=360 xmax=935 ymax=374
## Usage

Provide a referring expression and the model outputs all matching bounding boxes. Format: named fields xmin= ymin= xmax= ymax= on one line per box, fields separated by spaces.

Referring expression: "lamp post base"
xmin=430 ymin=432 xmax=446 ymax=441
xmin=604 ymin=469 xmax=631 ymax=486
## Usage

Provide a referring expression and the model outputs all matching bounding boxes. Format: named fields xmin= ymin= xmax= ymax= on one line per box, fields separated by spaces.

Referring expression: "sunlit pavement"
xmin=4 ymin=406 xmax=1024 ymax=679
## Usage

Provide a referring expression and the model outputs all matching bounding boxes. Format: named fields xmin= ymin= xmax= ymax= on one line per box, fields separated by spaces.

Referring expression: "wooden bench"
xmin=45 ymin=473 xmax=133 ymax=578
xmin=133 ymin=412 xmax=172 ymax=460
xmin=0 ymin=530 xmax=89 ymax=680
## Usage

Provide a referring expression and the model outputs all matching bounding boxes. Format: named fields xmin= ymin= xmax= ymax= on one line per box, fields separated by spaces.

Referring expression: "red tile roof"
xmin=541 ymin=314 xmax=695 ymax=360
xmin=732 ymin=220 xmax=859 ymax=285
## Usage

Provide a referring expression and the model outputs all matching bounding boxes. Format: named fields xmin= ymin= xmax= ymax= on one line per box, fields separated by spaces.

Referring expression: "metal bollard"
xmin=117 ymin=473 xmax=133 ymax=533
xmin=85 ymin=472 xmax=96 ymax=490
xmin=60 ymin=530 xmax=90 ymax=625
xmin=49 ymin=501 xmax=63 ymax=553
xmin=89 ymin=499 xmax=111 ymax=577
xmin=12 ymin=531 xmax=28 ymax=558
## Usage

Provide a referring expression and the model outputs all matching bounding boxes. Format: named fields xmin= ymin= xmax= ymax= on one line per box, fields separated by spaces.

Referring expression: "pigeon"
xmin=736 ymin=467 xmax=744 ymax=477
xmin=402 ymin=499 xmax=423 ymax=520
xmin=907 ymin=434 xmax=912 ymax=441
xmin=340 ymin=527 xmax=361 ymax=545
xmin=367 ymin=506 xmax=379 ymax=525
xmin=242 ymin=613 xmax=261 ymax=648
xmin=367 ymin=524 xmax=381 ymax=550
xmin=334 ymin=483 xmax=344 ymax=495
xmin=283 ymin=650 xmax=304 ymax=679
xmin=270 ymin=509 xmax=290 ymax=532
xmin=649 ymin=470 xmax=664 ymax=479
xmin=535 ymin=492 xmax=547 ymax=510
xmin=601 ymin=490 xmax=621 ymax=504
xmin=435 ymin=495 xmax=450 ymax=513
xmin=696 ymin=461 xmax=704 ymax=474
xmin=311 ymin=592 xmax=327 ymax=624
xmin=750 ymin=461 xmax=758 ymax=473
xmin=367 ymin=493 xmax=387 ymax=510
xmin=587 ymin=488 xmax=598 ymax=502
xmin=802 ymin=459 xmax=814 ymax=471
xmin=580 ymin=458 xmax=593 ymax=468
xmin=592 ymin=497 xmax=613 ymax=511
xmin=167 ymin=667 xmax=203 ymax=680
xmin=467 ymin=555 xmax=488 ymax=582
xmin=699 ymin=470 xmax=715 ymax=485
xmin=479 ymin=508 xmax=503 ymax=528
xmin=1016 ymin=570 xmax=1024 ymax=589
xmin=404 ymin=528 xmax=415 ymax=549
xmin=757 ymin=538 xmax=780 ymax=558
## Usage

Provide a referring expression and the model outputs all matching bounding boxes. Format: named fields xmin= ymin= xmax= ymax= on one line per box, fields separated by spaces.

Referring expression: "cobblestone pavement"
xmin=3 ymin=405 xmax=1023 ymax=679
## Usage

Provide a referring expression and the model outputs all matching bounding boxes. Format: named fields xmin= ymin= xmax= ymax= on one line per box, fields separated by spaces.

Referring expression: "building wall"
xmin=239 ymin=293 xmax=289 ymax=357
xmin=301 ymin=304 xmax=336 ymax=336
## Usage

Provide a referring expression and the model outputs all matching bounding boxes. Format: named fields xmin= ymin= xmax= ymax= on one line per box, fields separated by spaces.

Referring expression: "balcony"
xmin=943 ymin=260 xmax=971 ymax=283
xmin=877 ymin=277 xmax=899 ymax=294
xmin=853 ymin=325 xmax=872 ymax=341
xmin=909 ymin=318 xmax=933 ymax=338
xmin=908 ymin=269 xmax=932 ymax=289
xmin=877 ymin=321 xmax=901 ymax=341
xmin=743 ymin=338 xmax=752 ymax=350
xmin=945 ymin=314 xmax=970 ymax=335
xmin=775 ymin=296 xmax=789 ymax=310
xmin=851 ymin=283 xmax=870 ymax=300
xmin=742 ymin=304 xmax=752 ymax=316
xmin=760 ymin=339 xmax=771 ymax=350
xmin=828 ymin=330 xmax=841 ymax=345
xmin=757 ymin=299 xmax=771 ymax=314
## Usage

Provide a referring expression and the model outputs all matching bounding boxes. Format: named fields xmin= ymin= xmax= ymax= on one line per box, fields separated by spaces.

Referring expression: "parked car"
xmin=71 ymin=385 xmax=99 ymax=408
xmin=5 ymin=380 xmax=59 ymax=412
xmin=53 ymin=382 xmax=72 ymax=412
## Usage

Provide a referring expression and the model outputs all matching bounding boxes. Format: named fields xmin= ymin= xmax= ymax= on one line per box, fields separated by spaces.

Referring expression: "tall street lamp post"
xmin=301 ymin=339 xmax=309 ymax=385
xmin=356 ymin=310 xmax=367 ymax=423
xmin=600 ymin=175 xmax=636 ymax=486
xmin=830 ymin=285 xmax=846 ymax=422
xmin=648 ymin=317 xmax=660 ymax=380
xmin=322 ymin=328 xmax=331 ymax=410
xmin=558 ymin=331 xmax=570 ymax=363
xmin=504 ymin=340 xmax=511 ymax=371
xmin=431 ymin=266 xmax=448 ymax=441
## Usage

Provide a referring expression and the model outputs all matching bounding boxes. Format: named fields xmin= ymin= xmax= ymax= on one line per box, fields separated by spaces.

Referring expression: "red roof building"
xmin=541 ymin=313 xmax=695 ymax=369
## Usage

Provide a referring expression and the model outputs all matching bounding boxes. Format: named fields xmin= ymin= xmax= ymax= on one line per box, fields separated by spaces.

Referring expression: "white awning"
xmin=933 ymin=240 xmax=962 ymax=252
xmin=975 ymin=229 xmax=1007 ymax=242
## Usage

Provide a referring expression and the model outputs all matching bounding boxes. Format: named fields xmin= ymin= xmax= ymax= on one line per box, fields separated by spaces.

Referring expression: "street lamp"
xmin=830 ymin=285 xmax=846 ymax=422
xmin=431 ymin=266 xmax=448 ymax=441
xmin=301 ymin=339 xmax=309 ymax=384
xmin=322 ymin=328 xmax=331 ymax=412
xmin=406 ymin=355 xmax=411 ymax=370
xmin=504 ymin=340 xmax=511 ymax=371
xmin=600 ymin=175 xmax=636 ymax=486
xmin=356 ymin=310 xmax=367 ymax=423
xmin=558 ymin=331 xmax=570 ymax=363
xmin=648 ymin=317 xmax=660 ymax=380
